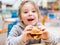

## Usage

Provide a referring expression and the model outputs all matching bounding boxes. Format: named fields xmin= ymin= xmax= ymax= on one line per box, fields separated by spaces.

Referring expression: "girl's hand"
xmin=22 ymin=25 xmax=33 ymax=43
xmin=41 ymin=31 xmax=49 ymax=40
xmin=37 ymin=26 xmax=49 ymax=40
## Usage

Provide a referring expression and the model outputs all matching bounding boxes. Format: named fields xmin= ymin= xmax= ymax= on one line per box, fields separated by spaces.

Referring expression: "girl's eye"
xmin=32 ymin=10 xmax=36 ymax=13
xmin=24 ymin=12 xmax=28 ymax=13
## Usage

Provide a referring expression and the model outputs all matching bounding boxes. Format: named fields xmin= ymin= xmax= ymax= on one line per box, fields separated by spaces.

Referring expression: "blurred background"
xmin=0 ymin=0 xmax=60 ymax=45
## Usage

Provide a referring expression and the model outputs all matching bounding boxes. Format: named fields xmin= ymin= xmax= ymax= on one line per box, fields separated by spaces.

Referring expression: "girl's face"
xmin=20 ymin=2 xmax=38 ymax=26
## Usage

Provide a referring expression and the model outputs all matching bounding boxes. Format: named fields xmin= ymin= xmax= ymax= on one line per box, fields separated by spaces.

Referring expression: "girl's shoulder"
xmin=9 ymin=22 xmax=24 ymax=36
xmin=13 ymin=22 xmax=25 ymax=29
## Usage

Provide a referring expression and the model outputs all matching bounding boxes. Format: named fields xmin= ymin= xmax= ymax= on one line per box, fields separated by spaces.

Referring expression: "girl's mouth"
xmin=27 ymin=19 xmax=34 ymax=21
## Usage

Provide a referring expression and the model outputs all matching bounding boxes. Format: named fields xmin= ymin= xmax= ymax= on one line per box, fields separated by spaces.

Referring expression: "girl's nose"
xmin=28 ymin=11 xmax=32 ymax=16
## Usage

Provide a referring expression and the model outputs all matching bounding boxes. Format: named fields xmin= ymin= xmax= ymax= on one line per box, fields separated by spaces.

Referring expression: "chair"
xmin=48 ymin=13 xmax=55 ymax=19
xmin=11 ymin=10 xmax=18 ymax=18
xmin=7 ymin=20 xmax=19 ymax=36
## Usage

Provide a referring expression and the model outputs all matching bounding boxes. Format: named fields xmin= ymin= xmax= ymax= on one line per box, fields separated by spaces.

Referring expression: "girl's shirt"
xmin=6 ymin=21 xmax=57 ymax=45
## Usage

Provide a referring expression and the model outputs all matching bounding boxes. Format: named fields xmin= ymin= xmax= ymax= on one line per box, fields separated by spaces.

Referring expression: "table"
xmin=4 ymin=18 xmax=18 ymax=23
xmin=30 ymin=43 xmax=45 ymax=45
xmin=30 ymin=43 xmax=60 ymax=45
xmin=57 ymin=43 xmax=60 ymax=45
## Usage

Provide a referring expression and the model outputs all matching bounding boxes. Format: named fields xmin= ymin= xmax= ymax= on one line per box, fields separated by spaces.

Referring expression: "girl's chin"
xmin=28 ymin=22 xmax=36 ymax=25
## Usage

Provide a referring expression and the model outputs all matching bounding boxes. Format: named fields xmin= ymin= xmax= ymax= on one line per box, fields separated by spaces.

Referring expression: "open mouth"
xmin=27 ymin=19 xmax=34 ymax=21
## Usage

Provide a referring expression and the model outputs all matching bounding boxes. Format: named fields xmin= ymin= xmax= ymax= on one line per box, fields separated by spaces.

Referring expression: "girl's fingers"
xmin=40 ymin=31 xmax=49 ymax=40
xmin=37 ymin=26 xmax=46 ymax=31
xmin=24 ymin=25 xmax=33 ymax=31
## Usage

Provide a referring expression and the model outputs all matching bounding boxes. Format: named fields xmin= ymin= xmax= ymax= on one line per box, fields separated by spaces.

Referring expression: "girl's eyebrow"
xmin=22 ymin=9 xmax=28 ymax=12
xmin=23 ymin=8 xmax=28 ymax=11
xmin=23 ymin=7 xmax=36 ymax=11
xmin=32 ymin=8 xmax=36 ymax=10
xmin=32 ymin=9 xmax=36 ymax=11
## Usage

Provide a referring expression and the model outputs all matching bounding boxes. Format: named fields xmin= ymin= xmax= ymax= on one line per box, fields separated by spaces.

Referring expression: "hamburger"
xmin=29 ymin=26 xmax=44 ymax=40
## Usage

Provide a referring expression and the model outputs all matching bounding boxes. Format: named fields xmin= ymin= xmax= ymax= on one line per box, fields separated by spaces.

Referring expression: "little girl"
xmin=6 ymin=1 xmax=57 ymax=45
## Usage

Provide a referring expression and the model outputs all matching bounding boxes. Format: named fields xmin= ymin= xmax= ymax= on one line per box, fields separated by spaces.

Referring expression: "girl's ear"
xmin=18 ymin=16 xmax=22 ymax=21
xmin=20 ymin=17 xmax=23 ymax=21
xmin=19 ymin=18 xmax=22 ymax=22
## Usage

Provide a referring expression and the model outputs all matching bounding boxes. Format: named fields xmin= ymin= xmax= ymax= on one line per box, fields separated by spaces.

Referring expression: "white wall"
xmin=0 ymin=14 xmax=3 ymax=29
xmin=2 ymin=0 xmax=15 ymax=4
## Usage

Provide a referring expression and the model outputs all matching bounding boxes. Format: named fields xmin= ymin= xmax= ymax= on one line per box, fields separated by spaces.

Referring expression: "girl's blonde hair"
xmin=18 ymin=1 xmax=40 ymax=20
